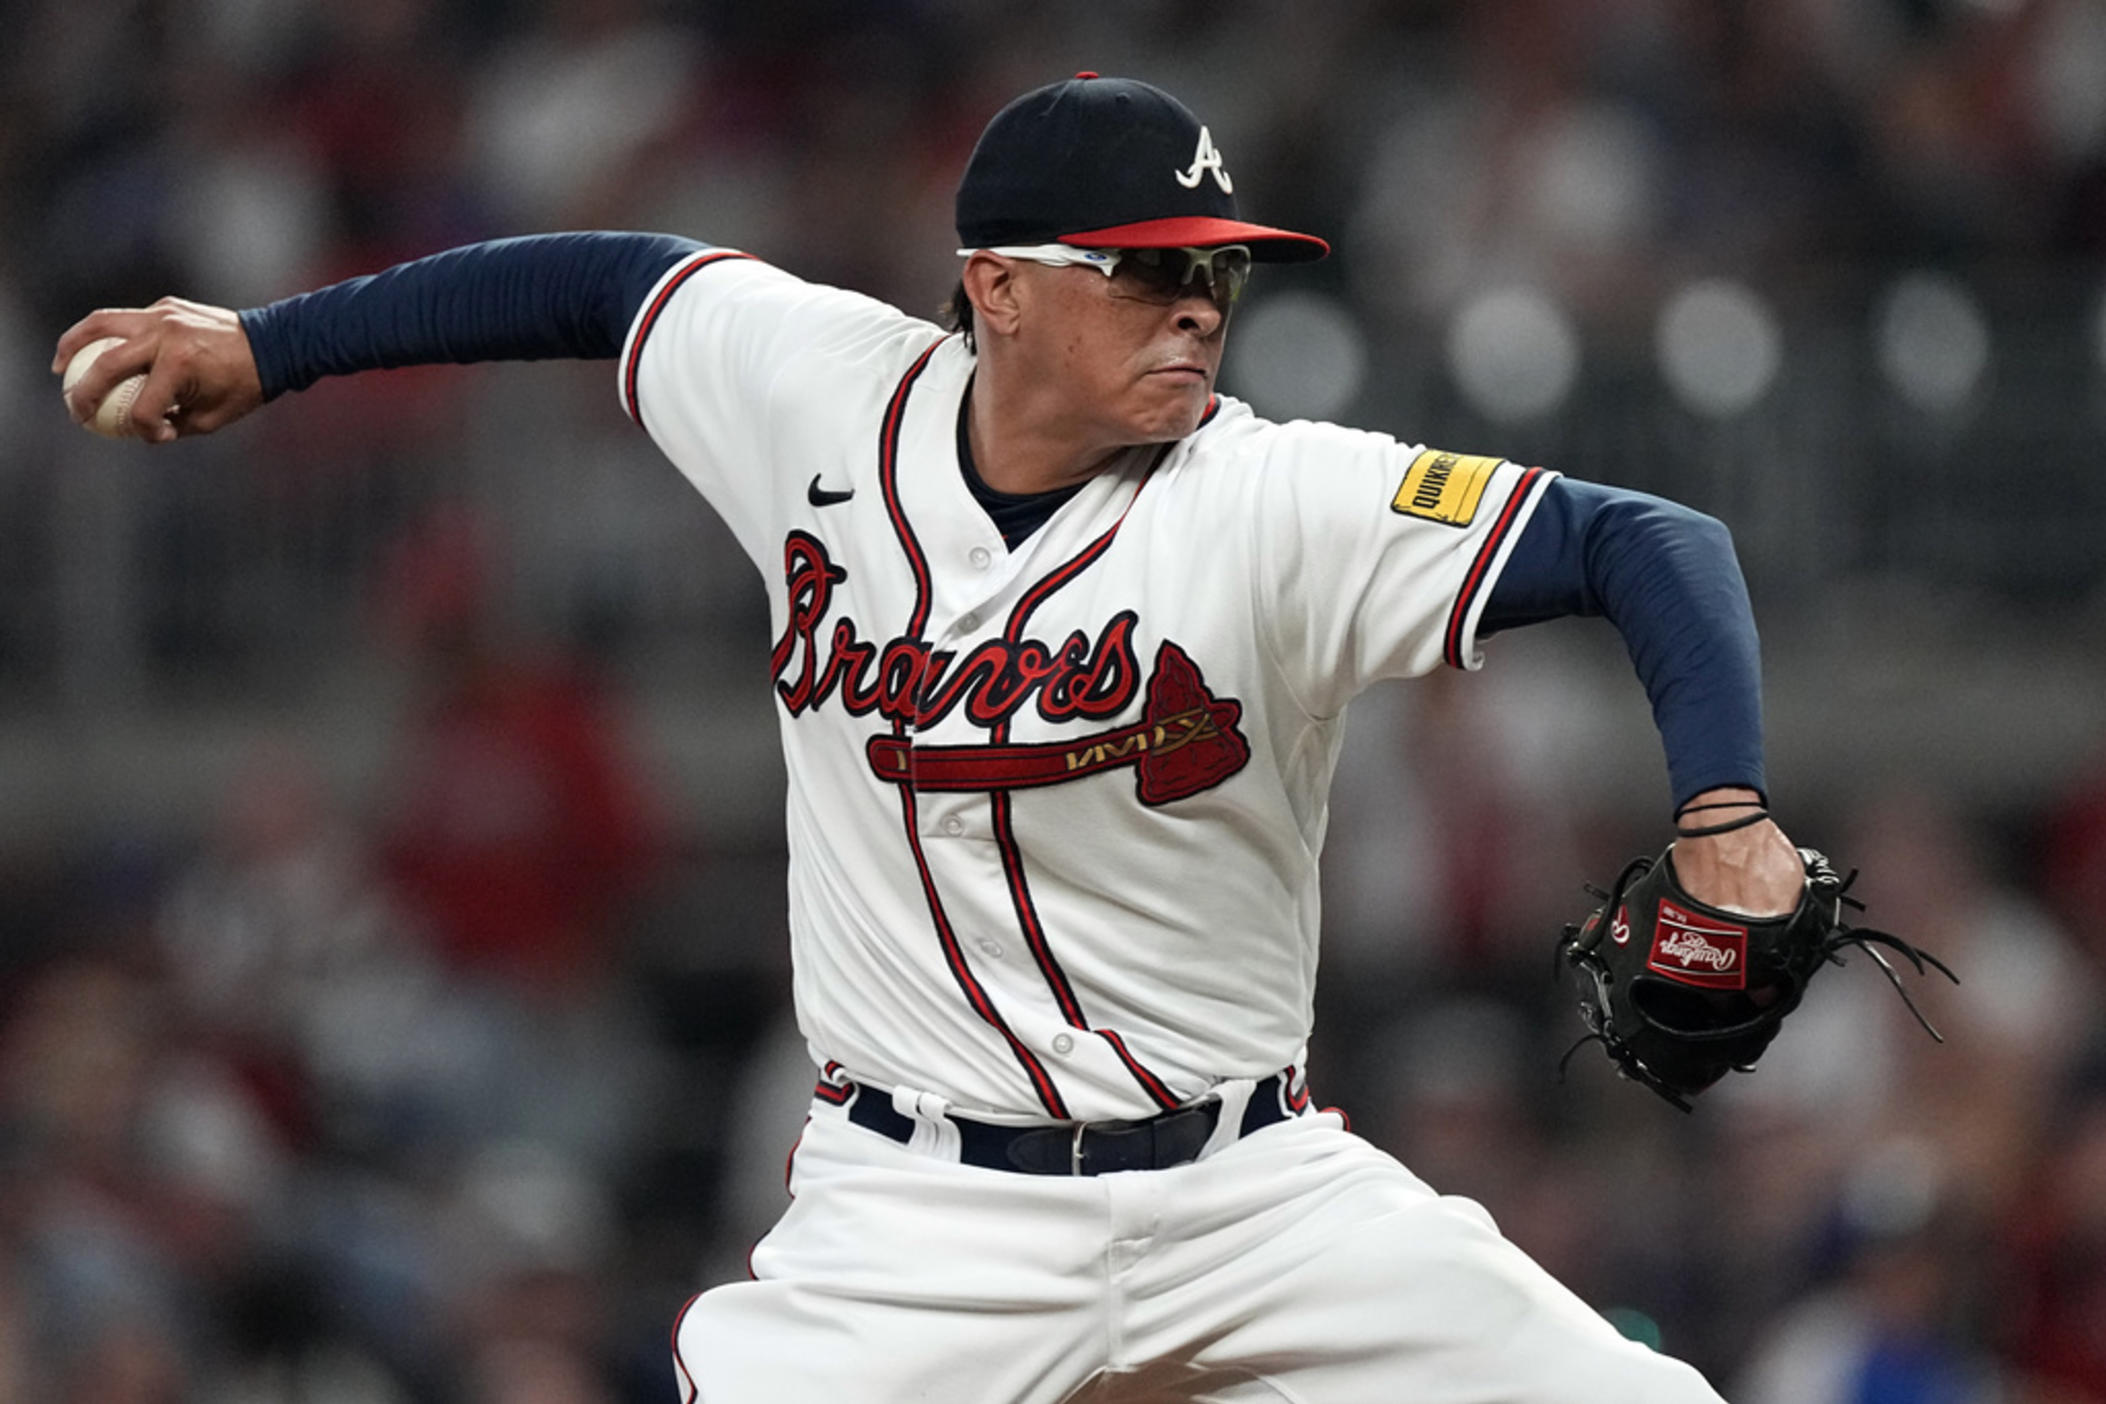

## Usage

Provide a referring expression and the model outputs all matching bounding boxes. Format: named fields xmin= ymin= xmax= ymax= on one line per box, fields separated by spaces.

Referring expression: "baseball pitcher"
xmin=55 ymin=74 xmax=1949 ymax=1404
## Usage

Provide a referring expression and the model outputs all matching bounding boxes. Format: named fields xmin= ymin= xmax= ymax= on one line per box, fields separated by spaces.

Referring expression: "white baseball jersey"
xmin=620 ymin=250 xmax=1554 ymax=1125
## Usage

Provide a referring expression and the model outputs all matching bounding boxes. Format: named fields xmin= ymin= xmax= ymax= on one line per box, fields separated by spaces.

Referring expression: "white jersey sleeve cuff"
xmin=1440 ymin=465 xmax=1559 ymax=671
xmin=615 ymin=247 xmax=757 ymax=429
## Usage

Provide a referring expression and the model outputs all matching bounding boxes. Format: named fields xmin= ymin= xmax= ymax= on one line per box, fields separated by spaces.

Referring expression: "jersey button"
xmin=1052 ymin=1033 xmax=1075 ymax=1055
xmin=976 ymin=938 xmax=1003 ymax=958
xmin=957 ymin=611 xmax=980 ymax=632
xmin=941 ymin=815 xmax=964 ymax=837
xmin=969 ymin=546 xmax=992 ymax=570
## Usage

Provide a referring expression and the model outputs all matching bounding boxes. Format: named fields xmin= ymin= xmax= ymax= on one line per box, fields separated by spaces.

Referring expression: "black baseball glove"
xmin=1556 ymin=845 xmax=1957 ymax=1110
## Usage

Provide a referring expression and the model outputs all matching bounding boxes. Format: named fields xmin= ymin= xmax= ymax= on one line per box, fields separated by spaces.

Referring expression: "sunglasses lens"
xmin=1117 ymin=249 xmax=1184 ymax=300
xmin=1114 ymin=247 xmax=1251 ymax=305
xmin=1204 ymin=247 xmax=1251 ymax=303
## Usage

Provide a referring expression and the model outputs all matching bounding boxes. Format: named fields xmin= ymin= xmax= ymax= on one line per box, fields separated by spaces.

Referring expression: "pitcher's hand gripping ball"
xmin=1557 ymin=847 xmax=1958 ymax=1110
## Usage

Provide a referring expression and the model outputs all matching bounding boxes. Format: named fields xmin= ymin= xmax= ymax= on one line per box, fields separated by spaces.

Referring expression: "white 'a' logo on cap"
xmin=1174 ymin=126 xmax=1233 ymax=194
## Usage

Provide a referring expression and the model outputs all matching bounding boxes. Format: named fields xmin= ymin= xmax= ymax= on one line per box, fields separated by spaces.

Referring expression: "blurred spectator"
xmin=1736 ymin=1136 xmax=2004 ymax=1404
xmin=1321 ymin=655 xmax=1594 ymax=983
xmin=1719 ymin=786 xmax=2094 ymax=1195
xmin=2042 ymin=745 xmax=2106 ymax=974
xmin=159 ymin=739 xmax=407 ymax=1048
xmin=468 ymin=0 xmax=705 ymax=230
xmin=1999 ymin=1058 xmax=2106 ymax=1401
xmin=1842 ymin=787 xmax=2097 ymax=1215
xmin=284 ymin=0 xmax=485 ymax=270
xmin=0 ymin=1271 xmax=29 ymax=1403
xmin=0 ymin=956 xmax=273 ymax=1404
xmin=1694 ymin=784 xmax=2095 ymax=1363
xmin=135 ymin=730 xmax=667 ymax=1401
xmin=372 ymin=506 xmax=663 ymax=1001
xmin=449 ymin=1141 xmax=621 ymax=1404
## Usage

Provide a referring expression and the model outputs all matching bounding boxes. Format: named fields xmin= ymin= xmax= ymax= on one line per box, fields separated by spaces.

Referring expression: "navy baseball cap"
xmin=956 ymin=73 xmax=1330 ymax=262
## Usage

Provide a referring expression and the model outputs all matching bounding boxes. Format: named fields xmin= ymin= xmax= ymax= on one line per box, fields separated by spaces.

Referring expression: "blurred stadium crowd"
xmin=4 ymin=1 xmax=2106 ymax=1401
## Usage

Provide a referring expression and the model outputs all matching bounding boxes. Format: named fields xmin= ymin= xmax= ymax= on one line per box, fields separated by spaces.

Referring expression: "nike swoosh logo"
xmin=807 ymin=475 xmax=855 ymax=507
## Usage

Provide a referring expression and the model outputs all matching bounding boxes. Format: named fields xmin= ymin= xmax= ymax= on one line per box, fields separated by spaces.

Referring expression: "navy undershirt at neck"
xmin=956 ymin=384 xmax=1084 ymax=550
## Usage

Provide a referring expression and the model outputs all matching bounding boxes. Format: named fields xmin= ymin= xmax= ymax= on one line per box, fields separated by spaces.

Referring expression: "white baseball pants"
xmin=673 ymin=1095 xmax=1727 ymax=1403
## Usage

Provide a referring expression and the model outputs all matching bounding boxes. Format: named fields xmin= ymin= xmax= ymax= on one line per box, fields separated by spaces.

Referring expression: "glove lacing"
xmin=1819 ymin=869 xmax=1961 ymax=1042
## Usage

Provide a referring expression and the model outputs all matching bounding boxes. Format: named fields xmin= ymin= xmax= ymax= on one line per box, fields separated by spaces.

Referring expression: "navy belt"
xmin=840 ymin=1071 xmax=1300 ymax=1176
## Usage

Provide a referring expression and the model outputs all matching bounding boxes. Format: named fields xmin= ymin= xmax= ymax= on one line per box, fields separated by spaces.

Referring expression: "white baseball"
xmin=61 ymin=336 xmax=150 ymax=439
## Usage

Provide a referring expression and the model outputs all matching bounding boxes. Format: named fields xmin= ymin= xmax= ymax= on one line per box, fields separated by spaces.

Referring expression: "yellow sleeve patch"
xmin=1391 ymin=450 xmax=1502 ymax=526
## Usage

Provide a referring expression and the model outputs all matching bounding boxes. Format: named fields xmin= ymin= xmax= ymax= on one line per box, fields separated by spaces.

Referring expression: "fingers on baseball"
xmin=54 ymin=314 xmax=150 ymax=426
xmin=61 ymin=338 xmax=150 ymax=429
xmin=130 ymin=362 xmax=188 ymax=442
xmin=53 ymin=307 xmax=152 ymax=377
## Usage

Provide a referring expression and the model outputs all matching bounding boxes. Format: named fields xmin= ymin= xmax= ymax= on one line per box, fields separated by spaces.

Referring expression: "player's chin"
xmin=1129 ymin=372 xmax=1214 ymax=439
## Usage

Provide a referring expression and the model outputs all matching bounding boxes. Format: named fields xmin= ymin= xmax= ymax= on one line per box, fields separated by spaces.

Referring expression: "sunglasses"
xmin=960 ymin=243 xmax=1253 ymax=306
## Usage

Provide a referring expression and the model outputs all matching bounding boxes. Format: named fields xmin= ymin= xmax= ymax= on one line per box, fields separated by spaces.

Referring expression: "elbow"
xmin=1620 ymin=493 xmax=1733 ymax=551
xmin=1587 ymin=490 xmax=1738 ymax=565
xmin=1584 ymin=491 xmax=1753 ymax=630
xmin=1678 ymin=502 xmax=1735 ymax=556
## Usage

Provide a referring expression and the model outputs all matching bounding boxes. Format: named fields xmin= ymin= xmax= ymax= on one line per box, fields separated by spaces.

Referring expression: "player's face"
xmin=1016 ymin=255 xmax=1231 ymax=447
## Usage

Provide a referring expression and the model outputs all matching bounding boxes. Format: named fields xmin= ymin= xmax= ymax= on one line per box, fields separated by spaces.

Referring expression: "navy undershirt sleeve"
xmin=237 ymin=232 xmax=707 ymax=400
xmin=1482 ymin=476 xmax=1766 ymax=812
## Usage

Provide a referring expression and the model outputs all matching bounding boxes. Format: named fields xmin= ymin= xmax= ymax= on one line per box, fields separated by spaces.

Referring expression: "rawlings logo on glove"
xmin=1557 ymin=846 xmax=1958 ymax=1111
xmin=1649 ymin=904 xmax=1747 ymax=987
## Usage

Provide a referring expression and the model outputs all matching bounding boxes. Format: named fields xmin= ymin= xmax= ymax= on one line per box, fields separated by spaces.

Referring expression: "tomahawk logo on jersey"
xmin=620 ymin=251 xmax=1553 ymax=1124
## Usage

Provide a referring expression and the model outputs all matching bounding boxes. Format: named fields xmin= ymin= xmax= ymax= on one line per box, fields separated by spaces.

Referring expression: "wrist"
xmin=1674 ymin=785 xmax=1766 ymax=821
xmin=1674 ymin=786 xmax=1769 ymax=839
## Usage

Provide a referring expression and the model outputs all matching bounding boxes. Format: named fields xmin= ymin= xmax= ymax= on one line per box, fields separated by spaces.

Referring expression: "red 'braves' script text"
xmin=770 ymin=531 xmax=1141 ymax=729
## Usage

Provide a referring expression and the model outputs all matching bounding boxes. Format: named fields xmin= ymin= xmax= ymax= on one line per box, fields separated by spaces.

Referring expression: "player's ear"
xmin=960 ymin=252 xmax=1024 ymax=339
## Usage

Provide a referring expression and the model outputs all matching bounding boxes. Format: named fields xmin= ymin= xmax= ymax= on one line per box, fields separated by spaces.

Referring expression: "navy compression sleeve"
xmin=237 ymin=232 xmax=707 ymax=400
xmin=1482 ymin=477 xmax=1766 ymax=811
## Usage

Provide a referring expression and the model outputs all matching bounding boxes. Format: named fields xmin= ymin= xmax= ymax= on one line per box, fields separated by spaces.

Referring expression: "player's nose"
xmin=1172 ymin=285 xmax=1226 ymax=337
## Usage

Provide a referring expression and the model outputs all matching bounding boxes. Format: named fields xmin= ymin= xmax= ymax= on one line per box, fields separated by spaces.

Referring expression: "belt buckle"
xmin=1070 ymin=1121 xmax=1088 ymax=1176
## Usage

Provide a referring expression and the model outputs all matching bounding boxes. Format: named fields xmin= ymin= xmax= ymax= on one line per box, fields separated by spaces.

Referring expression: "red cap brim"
xmin=1058 ymin=216 xmax=1329 ymax=262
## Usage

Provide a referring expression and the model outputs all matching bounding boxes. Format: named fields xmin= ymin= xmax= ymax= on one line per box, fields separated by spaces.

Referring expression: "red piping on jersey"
xmin=754 ymin=1116 xmax=811 ymax=1280
xmin=1284 ymin=1064 xmax=1313 ymax=1112
xmin=881 ymin=339 xmax=947 ymax=639
xmin=621 ymin=250 xmax=755 ymax=431
xmin=878 ymin=340 xmax=1070 ymax=1119
xmin=813 ymin=1060 xmax=849 ymax=1104
xmin=669 ymin=1290 xmax=704 ymax=1404
xmin=782 ymin=1120 xmax=808 ymax=1194
xmin=1000 ymin=496 xmax=1135 ymax=638
xmin=988 ymin=790 xmax=1087 ymax=1028
xmin=896 ymin=783 xmax=1071 ymax=1118
xmin=1443 ymin=466 xmax=1547 ymax=669
xmin=1095 ymin=1027 xmax=1180 ymax=1109
xmin=987 ymin=458 xmax=1182 ymax=1111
